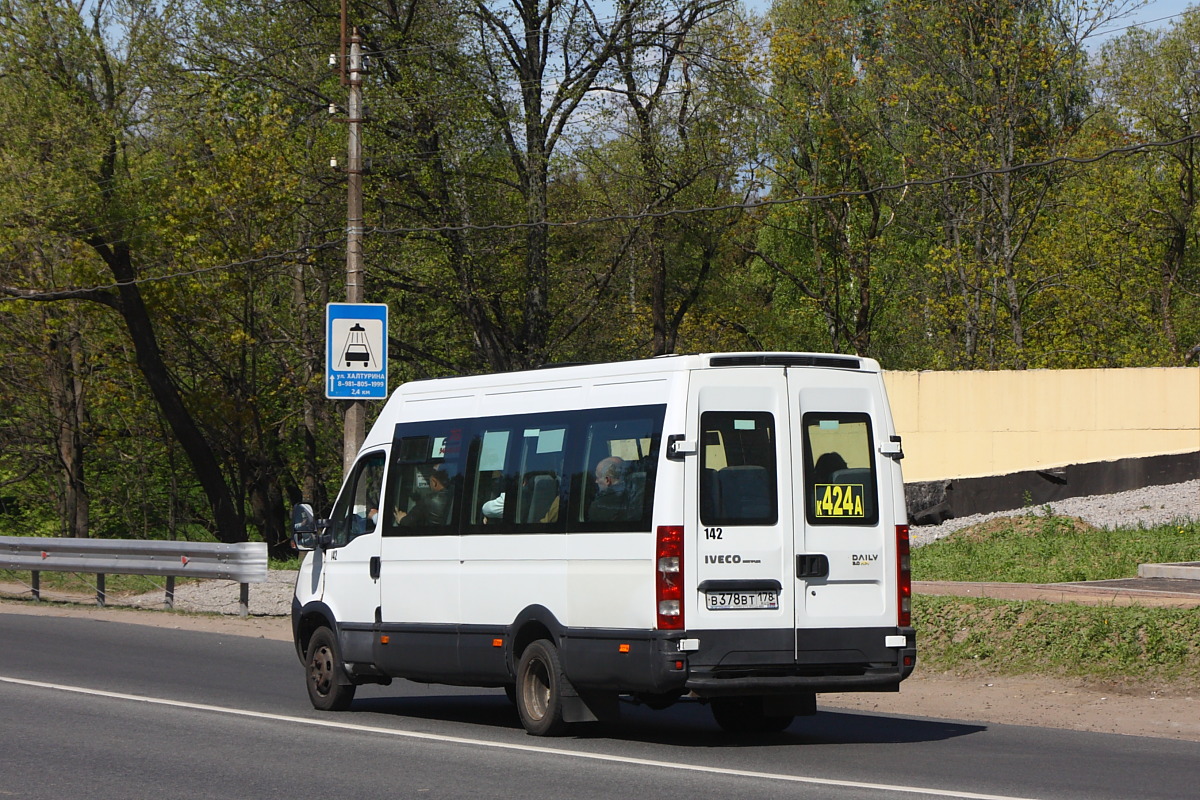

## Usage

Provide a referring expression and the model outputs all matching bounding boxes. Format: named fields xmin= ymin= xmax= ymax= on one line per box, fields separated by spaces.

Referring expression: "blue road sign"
xmin=326 ymin=303 xmax=388 ymax=399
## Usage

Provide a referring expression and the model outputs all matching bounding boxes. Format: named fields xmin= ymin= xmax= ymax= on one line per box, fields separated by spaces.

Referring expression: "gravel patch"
xmin=911 ymin=479 xmax=1200 ymax=547
xmin=124 ymin=569 xmax=298 ymax=617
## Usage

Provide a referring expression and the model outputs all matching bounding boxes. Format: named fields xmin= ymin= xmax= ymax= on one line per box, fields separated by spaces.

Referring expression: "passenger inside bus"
xmin=478 ymin=475 xmax=561 ymax=524
xmin=588 ymin=456 xmax=640 ymax=521
xmin=395 ymin=467 xmax=453 ymax=526
xmin=481 ymin=492 xmax=505 ymax=520
xmin=812 ymin=451 xmax=848 ymax=484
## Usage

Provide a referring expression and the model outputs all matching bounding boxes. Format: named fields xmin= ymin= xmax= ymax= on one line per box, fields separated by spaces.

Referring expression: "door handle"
xmin=665 ymin=434 xmax=696 ymax=461
xmin=796 ymin=554 xmax=829 ymax=579
xmin=369 ymin=556 xmax=381 ymax=580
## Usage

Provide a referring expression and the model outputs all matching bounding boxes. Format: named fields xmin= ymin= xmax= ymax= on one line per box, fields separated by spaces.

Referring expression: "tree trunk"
xmin=96 ymin=240 xmax=247 ymax=543
xmin=48 ymin=325 xmax=89 ymax=538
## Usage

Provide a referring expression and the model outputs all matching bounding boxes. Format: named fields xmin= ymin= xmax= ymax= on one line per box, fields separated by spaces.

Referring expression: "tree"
xmin=750 ymin=0 xmax=906 ymax=357
xmin=0 ymin=0 xmax=326 ymax=545
xmin=1095 ymin=10 xmax=1200 ymax=359
xmin=465 ymin=0 xmax=637 ymax=365
xmin=880 ymin=0 xmax=1104 ymax=368
xmin=605 ymin=0 xmax=756 ymax=355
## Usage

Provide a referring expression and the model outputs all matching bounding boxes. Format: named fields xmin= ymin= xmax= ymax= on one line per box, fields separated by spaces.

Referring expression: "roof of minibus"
xmin=392 ymin=351 xmax=879 ymax=398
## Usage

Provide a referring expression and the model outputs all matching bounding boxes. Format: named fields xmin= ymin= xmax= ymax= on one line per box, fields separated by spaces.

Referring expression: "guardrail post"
xmin=239 ymin=583 xmax=250 ymax=617
xmin=96 ymin=573 xmax=106 ymax=607
xmin=165 ymin=576 xmax=175 ymax=610
xmin=32 ymin=571 xmax=40 ymax=602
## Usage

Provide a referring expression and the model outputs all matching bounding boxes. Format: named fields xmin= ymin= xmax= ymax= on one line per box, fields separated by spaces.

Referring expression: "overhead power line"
xmin=1093 ymin=11 xmax=1190 ymax=39
xmin=3 ymin=131 xmax=1198 ymax=301
xmin=0 ymin=242 xmax=343 ymax=303
xmin=368 ymin=131 xmax=1200 ymax=235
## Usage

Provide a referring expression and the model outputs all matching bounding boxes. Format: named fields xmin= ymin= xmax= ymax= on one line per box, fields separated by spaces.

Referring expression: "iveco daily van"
xmin=291 ymin=352 xmax=915 ymax=735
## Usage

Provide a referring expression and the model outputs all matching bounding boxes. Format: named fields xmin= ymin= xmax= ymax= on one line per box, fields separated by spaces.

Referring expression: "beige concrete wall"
xmin=884 ymin=368 xmax=1200 ymax=482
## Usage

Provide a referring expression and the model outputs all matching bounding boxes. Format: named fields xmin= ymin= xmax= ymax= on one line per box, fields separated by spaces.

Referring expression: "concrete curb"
xmin=1139 ymin=561 xmax=1200 ymax=579
xmin=916 ymin=577 xmax=1200 ymax=608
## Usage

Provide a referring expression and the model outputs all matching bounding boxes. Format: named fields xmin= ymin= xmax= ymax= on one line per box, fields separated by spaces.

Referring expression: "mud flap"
xmin=562 ymin=690 xmax=620 ymax=723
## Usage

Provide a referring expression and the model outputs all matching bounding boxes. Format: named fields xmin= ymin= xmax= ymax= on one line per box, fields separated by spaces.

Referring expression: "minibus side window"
xmin=464 ymin=423 xmax=568 ymax=532
xmin=468 ymin=429 xmax=513 ymax=527
xmin=327 ymin=451 xmax=386 ymax=547
xmin=699 ymin=412 xmax=778 ymax=526
xmin=382 ymin=424 xmax=466 ymax=536
xmin=572 ymin=410 xmax=663 ymax=532
xmin=802 ymin=413 xmax=879 ymax=525
xmin=514 ymin=425 xmax=567 ymax=527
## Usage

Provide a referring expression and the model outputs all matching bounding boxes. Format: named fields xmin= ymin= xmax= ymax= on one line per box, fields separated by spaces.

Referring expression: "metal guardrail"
xmin=0 ymin=537 xmax=269 ymax=617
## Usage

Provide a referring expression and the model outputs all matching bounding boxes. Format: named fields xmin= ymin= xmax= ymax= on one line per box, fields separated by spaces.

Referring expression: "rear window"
xmin=699 ymin=411 xmax=778 ymax=526
xmin=803 ymin=413 xmax=878 ymax=525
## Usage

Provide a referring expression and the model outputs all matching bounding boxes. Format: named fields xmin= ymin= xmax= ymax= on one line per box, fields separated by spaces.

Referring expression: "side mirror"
xmin=292 ymin=503 xmax=325 ymax=551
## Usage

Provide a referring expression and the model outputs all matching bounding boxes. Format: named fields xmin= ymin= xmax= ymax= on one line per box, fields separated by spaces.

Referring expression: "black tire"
xmin=515 ymin=639 xmax=570 ymax=736
xmin=305 ymin=627 xmax=356 ymax=711
xmin=710 ymin=696 xmax=794 ymax=734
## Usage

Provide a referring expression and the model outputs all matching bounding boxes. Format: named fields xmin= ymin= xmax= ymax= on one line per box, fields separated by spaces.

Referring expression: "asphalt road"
xmin=2 ymin=612 xmax=1197 ymax=800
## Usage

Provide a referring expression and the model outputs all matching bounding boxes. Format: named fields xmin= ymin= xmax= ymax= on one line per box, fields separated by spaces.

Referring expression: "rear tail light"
xmin=656 ymin=525 xmax=684 ymax=630
xmin=897 ymin=524 xmax=911 ymax=627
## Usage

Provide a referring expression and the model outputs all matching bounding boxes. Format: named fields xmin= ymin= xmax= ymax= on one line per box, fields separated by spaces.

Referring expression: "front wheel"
xmin=710 ymin=696 xmax=794 ymax=734
xmin=305 ymin=627 xmax=356 ymax=711
xmin=515 ymin=639 xmax=570 ymax=736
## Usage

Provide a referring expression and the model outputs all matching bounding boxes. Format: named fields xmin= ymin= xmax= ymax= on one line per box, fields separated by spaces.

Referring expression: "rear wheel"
xmin=516 ymin=639 xmax=570 ymax=736
xmin=710 ymin=696 xmax=794 ymax=734
xmin=305 ymin=627 xmax=356 ymax=711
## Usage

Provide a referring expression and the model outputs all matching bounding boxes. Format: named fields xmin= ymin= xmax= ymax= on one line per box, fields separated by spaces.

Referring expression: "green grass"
xmin=1 ymin=555 xmax=299 ymax=598
xmin=915 ymin=595 xmax=1200 ymax=684
xmin=912 ymin=513 xmax=1200 ymax=684
xmin=913 ymin=512 xmax=1200 ymax=584
xmin=270 ymin=555 xmax=302 ymax=571
xmin=0 ymin=569 xmax=172 ymax=596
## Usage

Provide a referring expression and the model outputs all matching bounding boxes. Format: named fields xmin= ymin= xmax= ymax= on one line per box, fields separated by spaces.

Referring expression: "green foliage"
xmin=1017 ymin=120 xmax=1180 ymax=367
xmin=1 ymin=0 xmax=1200 ymax=547
xmin=751 ymin=0 xmax=907 ymax=357
xmin=878 ymin=0 xmax=1100 ymax=369
xmin=914 ymin=516 xmax=1200 ymax=584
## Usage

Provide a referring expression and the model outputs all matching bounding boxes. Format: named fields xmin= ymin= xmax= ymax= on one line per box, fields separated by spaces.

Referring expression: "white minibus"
xmin=291 ymin=352 xmax=915 ymax=735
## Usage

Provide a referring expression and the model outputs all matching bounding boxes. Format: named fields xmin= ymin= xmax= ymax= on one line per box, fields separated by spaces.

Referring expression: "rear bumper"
xmin=682 ymin=625 xmax=916 ymax=697
xmin=562 ymin=624 xmax=915 ymax=697
xmin=686 ymin=669 xmax=909 ymax=695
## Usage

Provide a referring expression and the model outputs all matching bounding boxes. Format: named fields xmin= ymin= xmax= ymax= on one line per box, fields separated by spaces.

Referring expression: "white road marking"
xmin=1 ymin=675 xmax=1039 ymax=800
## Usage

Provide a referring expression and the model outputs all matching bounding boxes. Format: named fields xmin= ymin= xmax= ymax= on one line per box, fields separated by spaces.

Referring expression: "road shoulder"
xmin=822 ymin=672 xmax=1200 ymax=742
xmin=4 ymin=596 xmax=1197 ymax=743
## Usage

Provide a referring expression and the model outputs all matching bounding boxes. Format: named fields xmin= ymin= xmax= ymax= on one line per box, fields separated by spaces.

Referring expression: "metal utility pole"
xmin=342 ymin=28 xmax=367 ymax=475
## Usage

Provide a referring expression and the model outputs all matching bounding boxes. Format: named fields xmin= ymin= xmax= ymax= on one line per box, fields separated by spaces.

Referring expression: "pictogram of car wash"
xmin=341 ymin=323 xmax=374 ymax=368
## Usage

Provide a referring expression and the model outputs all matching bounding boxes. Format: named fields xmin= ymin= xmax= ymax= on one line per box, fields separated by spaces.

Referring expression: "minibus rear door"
xmin=789 ymin=373 xmax=893 ymax=645
xmin=689 ymin=368 xmax=797 ymax=635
